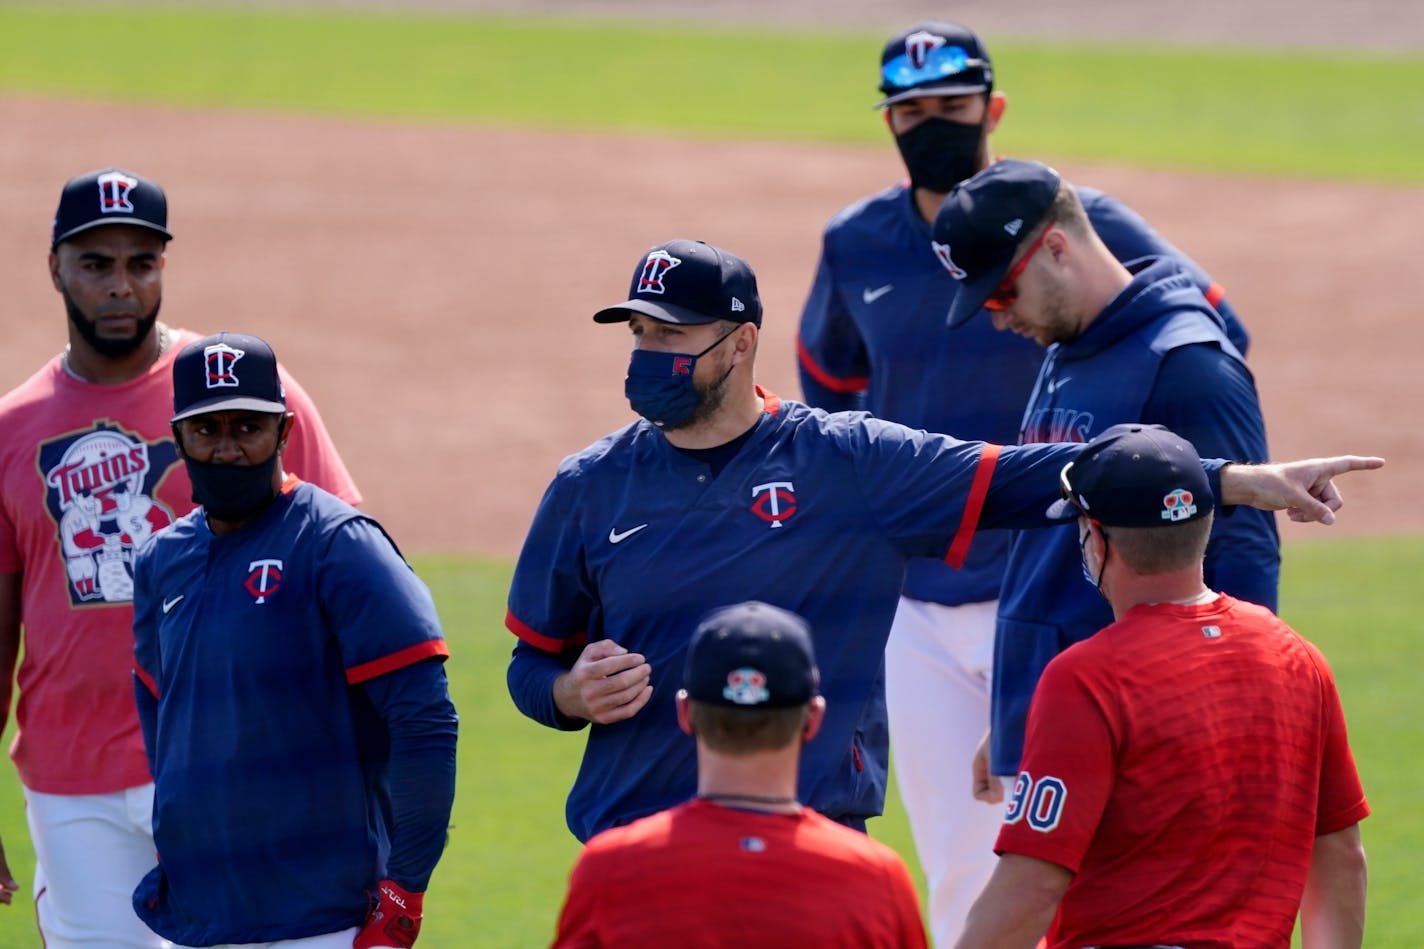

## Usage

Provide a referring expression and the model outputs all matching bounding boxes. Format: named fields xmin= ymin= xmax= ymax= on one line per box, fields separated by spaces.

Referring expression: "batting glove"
xmin=353 ymin=879 xmax=423 ymax=949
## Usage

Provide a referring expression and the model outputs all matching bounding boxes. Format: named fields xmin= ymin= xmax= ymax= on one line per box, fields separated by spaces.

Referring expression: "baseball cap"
xmin=1046 ymin=424 xmax=1215 ymax=527
xmin=51 ymin=167 xmax=173 ymax=249
xmin=171 ymin=332 xmax=287 ymax=423
xmin=684 ymin=601 xmax=819 ymax=709
xmin=875 ymin=21 xmax=994 ymax=109
xmin=593 ymin=239 xmax=763 ymax=328
xmin=934 ymin=159 xmax=1062 ymax=328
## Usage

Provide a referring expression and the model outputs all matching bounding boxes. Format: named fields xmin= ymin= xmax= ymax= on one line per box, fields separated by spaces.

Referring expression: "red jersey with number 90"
xmin=996 ymin=595 xmax=1367 ymax=949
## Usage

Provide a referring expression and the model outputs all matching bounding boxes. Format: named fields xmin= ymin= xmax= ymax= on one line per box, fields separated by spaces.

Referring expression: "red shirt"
xmin=0 ymin=331 xmax=361 ymax=793
xmin=554 ymin=797 xmax=927 ymax=948
xmin=996 ymin=595 xmax=1367 ymax=949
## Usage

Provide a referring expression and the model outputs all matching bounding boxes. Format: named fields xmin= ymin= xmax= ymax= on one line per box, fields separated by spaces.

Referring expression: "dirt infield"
xmin=2 ymin=93 xmax=1417 ymax=552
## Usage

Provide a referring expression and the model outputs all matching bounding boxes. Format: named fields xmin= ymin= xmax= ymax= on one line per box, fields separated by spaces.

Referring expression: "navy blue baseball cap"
xmin=52 ymin=167 xmax=172 ymax=250
xmin=171 ymin=332 xmax=287 ymax=423
xmin=1046 ymin=424 xmax=1214 ymax=527
xmin=684 ymin=602 xmax=819 ymax=709
xmin=593 ymin=239 xmax=763 ymax=328
xmin=934 ymin=159 xmax=1062 ymax=328
xmin=876 ymin=22 xmax=993 ymax=109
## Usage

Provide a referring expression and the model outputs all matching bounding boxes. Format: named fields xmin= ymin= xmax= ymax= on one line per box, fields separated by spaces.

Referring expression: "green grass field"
xmin=1 ymin=5 xmax=1421 ymax=946
xmin=0 ymin=5 xmax=1422 ymax=182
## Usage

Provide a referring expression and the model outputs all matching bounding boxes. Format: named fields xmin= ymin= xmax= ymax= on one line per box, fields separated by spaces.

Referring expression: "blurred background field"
xmin=0 ymin=4 xmax=1421 ymax=946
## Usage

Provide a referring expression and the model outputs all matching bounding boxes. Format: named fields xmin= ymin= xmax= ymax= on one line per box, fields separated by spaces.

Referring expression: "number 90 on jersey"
xmin=1004 ymin=772 xmax=1067 ymax=832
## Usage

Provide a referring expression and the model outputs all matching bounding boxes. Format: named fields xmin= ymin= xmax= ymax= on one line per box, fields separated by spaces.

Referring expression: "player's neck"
xmin=62 ymin=322 xmax=171 ymax=385
xmin=911 ymin=185 xmax=948 ymax=225
xmin=696 ymin=747 xmax=801 ymax=814
xmin=1106 ymin=566 xmax=1213 ymax=619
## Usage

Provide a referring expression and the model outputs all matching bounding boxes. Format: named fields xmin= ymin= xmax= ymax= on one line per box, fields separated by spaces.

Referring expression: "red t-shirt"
xmin=554 ymin=797 xmax=927 ymax=948
xmin=996 ymin=595 xmax=1368 ymax=949
xmin=0 ymin=331 xmax=361 ymax=793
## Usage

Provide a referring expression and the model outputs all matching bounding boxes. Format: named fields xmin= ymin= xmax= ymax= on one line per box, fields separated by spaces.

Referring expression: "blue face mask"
xmin=625 ymin=327 xmax=738 ymax=429
xmin=1079 ymin=522 xmax=1107 ymax=594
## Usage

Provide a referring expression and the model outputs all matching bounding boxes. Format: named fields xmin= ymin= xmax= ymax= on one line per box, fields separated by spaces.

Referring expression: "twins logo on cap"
xmin=97 ymin=171 xmax=139 ymax=214
xmin=638 ymin=250 xmax=681 ymax=295
xmin=204 ymin=343 xmax=245 ymax=389
xmin=1161 ymin=488 xmax=1198 ymax=522
xmin=931 ymin=241 xmax=967 ymax=280
xmin=723 ymin=667 xmax=771 ymax=705
xmin=905 ymin=29 xmax=946 ymax=69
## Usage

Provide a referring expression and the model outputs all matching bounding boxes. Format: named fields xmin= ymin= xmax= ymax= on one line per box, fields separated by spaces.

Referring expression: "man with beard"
xmin=131 ymin=332 xmax=456 ymax=948
xmin=504 ymin=238 xmax=1369 ymax=848
xmin=793 ymin=22 xmax=1253 ymax=944
xmin=0 ymin=168 xmax=360 ymax=946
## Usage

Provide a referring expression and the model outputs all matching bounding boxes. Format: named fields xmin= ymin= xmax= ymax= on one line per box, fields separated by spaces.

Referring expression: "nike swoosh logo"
xmin=608 ymin=524 xmax=649 ymax=544
xmin=1049 ymin=376 xmax=1072 ymax=393
xmin=862 ymin=284 xmax=894 ymax=304
xmin=162 ymin=595 xmax=185 ymax=614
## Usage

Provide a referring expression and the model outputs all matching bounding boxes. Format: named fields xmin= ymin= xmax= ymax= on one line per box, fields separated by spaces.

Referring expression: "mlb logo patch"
xmin=1161 ymin=488 xmax=1197 ymax=522
xmin=723 ymin=667 xmax=770 ymax=705
xmin=1201 ymin=625 xmax=1222 ymax=639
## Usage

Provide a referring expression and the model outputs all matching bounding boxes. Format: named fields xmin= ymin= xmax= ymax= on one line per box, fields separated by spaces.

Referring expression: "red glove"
xmin=353 ymin=879 xmax=424 ymax=948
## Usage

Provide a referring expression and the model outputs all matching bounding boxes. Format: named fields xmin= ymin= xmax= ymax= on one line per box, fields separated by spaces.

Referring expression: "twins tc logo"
xmin=637 ymin=249 xmax=681 ymax=295
xmin=204 ymin=342 xmax=244 ymax=389
xmin=750 ymin=481 xmax=796 ymax=529
xmin=931 ymin=241 xmax=967 ymax=280
xmin=1161 ymin=488 xmax=1198 ymax=522
xmin=244 ymin=559 xmax=283 ymax=604
xmin=96 ymin=170 xmax=138 ymax=214
xmin=723 ymin=667 xmax=770 ymax=706
xmin=904 ymin=29 xmax=946 ymax=69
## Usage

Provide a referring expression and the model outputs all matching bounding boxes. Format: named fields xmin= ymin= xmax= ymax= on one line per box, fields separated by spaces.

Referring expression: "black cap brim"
xmin=592 ymin=299 xmax=722 ymax=325
xmin=52 ymin=218 xmax=173 ymax=249
xmin=171 ymin=396 xmax=287 ymax=424
xmin=874 ymin=81 xmax=990 ymax=109
xmin=945 ymin=257 xmax=1012 ymax=328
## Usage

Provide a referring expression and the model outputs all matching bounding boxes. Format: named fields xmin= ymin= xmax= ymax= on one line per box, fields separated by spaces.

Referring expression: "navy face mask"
xmin=625 ymin=327 xmax=738 ymax=430
xmin=893 ymin=115 xmax=985 ymax=194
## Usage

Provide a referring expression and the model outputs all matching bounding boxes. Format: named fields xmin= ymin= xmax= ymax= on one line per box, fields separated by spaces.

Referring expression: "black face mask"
xmin=184 ymin=452 xmax=282 ymax=523
xmin=893 ymin=116 xmax=985 ymax=194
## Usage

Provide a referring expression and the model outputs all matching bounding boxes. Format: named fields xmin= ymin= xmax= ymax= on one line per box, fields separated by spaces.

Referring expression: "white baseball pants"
xmin=24 ymin=783 xmax=169 ymax=948
xmin=884 ymin=596 xmax=1003 ymax=948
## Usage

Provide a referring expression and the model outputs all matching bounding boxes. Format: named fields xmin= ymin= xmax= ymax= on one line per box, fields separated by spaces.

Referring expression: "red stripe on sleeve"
xmin=1205 ymin=281 xmax=1227 ymax=308
xmin=134 ymin=665 xmax=160 ymax=699
xmin=944 ymin=443 xmax=1002 ymax=569
xmin=505 ymin=608 xmax=589 ymax=654
xmin=345 ymin=639 xmax=450 ymax=685
xmin=796 ymin=340 xmax=868 ymax=394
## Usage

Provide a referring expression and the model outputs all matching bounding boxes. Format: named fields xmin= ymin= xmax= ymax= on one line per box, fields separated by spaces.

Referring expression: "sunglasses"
xmin=882 ymin=44 xmax=988 ymax=92
xmin=983 ymin=224 xmax=1051 ymax=312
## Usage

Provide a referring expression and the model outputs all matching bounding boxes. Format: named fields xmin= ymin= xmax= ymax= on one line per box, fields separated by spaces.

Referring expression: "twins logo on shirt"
xmin=1022 ymin=407 xmax=1095 ymax=445
xmin=39 ymin=423 xmax=179 ymax=606
xmin=750 ymin=481 xmax=796 ymax=529
xmin=244 ymin=559 xmax=283 ymax=604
